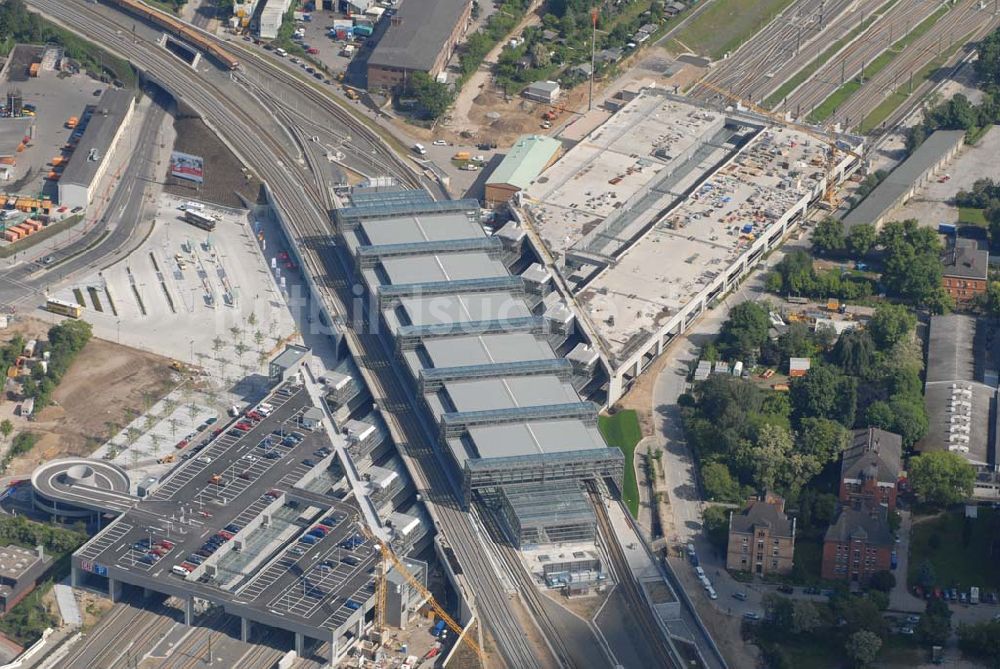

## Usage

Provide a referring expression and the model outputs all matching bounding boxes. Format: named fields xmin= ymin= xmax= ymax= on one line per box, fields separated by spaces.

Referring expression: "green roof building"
xmin=485 ymin=135 xmax=562 ymax=205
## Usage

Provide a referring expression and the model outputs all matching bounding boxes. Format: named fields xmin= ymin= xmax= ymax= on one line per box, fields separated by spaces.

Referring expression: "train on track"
xmin=103 ymin=0 xmax=239 ymax=70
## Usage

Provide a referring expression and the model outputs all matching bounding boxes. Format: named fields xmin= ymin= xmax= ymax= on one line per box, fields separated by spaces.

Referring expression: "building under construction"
xmin=506 ymin=88 xmax=864 ymax=404
xmin=333 ymin=187 xmax=624 ymax=506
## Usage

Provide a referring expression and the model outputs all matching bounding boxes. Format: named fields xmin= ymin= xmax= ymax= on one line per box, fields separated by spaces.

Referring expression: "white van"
xmin=172 ymin=565 xmax=189 ymax=576
xmin=413 ymin=143 xmax=426 ymax=155
xmin=275 ymin=47 xmax=287 ymax=57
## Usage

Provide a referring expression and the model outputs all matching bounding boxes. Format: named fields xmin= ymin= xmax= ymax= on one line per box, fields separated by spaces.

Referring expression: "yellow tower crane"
xmin=689 ymin=78 xmax=865 ymax=208
xmin=357 ymin=524 xmax=486 ymax=665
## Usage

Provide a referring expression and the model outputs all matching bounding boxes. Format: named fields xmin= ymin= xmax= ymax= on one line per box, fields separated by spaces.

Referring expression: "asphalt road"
xmin=0 ymin=87 xmax=170 ymax=309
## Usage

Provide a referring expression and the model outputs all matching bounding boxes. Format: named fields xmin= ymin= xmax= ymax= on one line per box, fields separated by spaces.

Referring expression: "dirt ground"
xmin=78 ymin=590 xmax=114 ymax=630
xmin=0 ymin=317 xmax=177 ymax=476
xmin=164 ymin=106 xmax=263 ymax=209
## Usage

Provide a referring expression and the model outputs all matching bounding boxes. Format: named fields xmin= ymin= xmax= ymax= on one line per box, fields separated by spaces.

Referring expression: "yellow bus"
xmin=46 ymin=298 xmax=83 ymax=318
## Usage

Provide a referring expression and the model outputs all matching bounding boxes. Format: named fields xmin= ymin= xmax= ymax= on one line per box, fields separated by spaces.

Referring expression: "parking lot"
xmin=0 ymin=45 xmax=110 ymax=201
xmin=52 ymin=193 xmax=298 ymax=384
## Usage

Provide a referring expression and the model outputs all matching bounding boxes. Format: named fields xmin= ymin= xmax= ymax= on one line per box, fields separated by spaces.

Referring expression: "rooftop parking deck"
xmin=71 ymin=381 xmax=380 ymax=635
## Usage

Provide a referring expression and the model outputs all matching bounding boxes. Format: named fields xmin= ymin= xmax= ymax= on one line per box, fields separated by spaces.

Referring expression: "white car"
xmin=432 ymin=140 xmax=447 ymax=146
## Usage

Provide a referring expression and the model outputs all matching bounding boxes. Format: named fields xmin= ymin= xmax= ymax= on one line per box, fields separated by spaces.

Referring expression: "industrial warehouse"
xmin=510 ymin=88 xmax=864 ymax=403
xmin=333 ymin=187 xmax=625 ymax=504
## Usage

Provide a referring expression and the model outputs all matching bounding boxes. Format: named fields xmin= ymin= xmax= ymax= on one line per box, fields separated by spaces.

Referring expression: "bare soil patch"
xmin=1 ymin=317 xmax=176 ymax=476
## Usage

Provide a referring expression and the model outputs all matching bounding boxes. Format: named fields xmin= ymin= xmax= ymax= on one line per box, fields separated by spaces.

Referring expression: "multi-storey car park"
xmin=508 ymin=88 xmax=864 ymax=404
xmin=332 ymin=188 xmax=625 ymax=505
xmin=36 ymin=379 xmax=430 ymax=664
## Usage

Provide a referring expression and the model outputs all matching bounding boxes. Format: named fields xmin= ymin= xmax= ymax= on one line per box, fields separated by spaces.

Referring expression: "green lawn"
xmin=808 ymin=4 xmax=950 ymax=123
xmin=764 ymin=0 xmax=901 ymax=109
xmin=598 ymin=410 xmax=642 ymax=517
xmin=669 ymin=0 xmax=797 ymax=60
xmin=908 ymin=509 xmax=1000 ymax=591
xmin=958 ymin=207 xmax=988 ymax=227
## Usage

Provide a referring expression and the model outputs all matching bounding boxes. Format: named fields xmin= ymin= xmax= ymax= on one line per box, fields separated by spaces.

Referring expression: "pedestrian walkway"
xmin=53 ymin=583 xmax=81 ymax=628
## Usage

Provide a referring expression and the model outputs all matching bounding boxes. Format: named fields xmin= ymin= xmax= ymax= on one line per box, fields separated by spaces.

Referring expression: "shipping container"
xmin=938 ymin=222 xmax=957 ymax=235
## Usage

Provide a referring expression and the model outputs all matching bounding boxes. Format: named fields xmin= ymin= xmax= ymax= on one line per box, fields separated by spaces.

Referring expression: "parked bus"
xmin=46 ymin=298 xmax=83 ymax=318
xmin=184 ymin=209 xmax=217 ymax=231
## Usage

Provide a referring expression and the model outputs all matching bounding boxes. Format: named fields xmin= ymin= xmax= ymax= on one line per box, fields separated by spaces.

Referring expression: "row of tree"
xmin=806 ymin=219 xmax=953 ymax=312
xmin=21 ymin=320 xmax=93 ymax=409
xmin=684 ymin=300 xmax=935 ymax=505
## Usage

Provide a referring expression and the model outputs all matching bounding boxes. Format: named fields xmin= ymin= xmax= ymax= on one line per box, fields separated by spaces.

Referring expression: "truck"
xmin=970 ymin=586 xmax=980 ymax=604
xmin=432 ymin=619 xmax=446 ymax=637
xmin=65 ymin=116 xmax=78 ymax=129
xmin=453 ymin=151 xmax=470 ymax=161
xmin=341 ymin=44 xmax=355 ymax=57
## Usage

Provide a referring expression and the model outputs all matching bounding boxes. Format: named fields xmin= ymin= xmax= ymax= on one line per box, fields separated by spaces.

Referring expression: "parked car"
xmin=777 ymin=584 xmax=794 ymax=594
xmin=743 ymin=612 xmax=761 ymax=621
xmin=732 ymin=591 xmax=748 ymax=601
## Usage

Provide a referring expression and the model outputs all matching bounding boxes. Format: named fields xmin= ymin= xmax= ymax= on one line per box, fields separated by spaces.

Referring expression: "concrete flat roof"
xmin=461 ymin=420 xmax=607 ymax=462
xmin=443 ymin=375 xmax=582 ymax=413
xmin=60 ymin=88 xmax=133 ymax=187
xmin=521 ymin=90 xmax=833 ymax=363
xmin=397 ymin=292 xmax=532 ymax=328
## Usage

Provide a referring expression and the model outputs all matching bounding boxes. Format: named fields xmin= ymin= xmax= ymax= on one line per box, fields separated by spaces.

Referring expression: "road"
xmin=22 ymin=1 xmax=588 ymax=666
xmin=0 ymin=88 xmax=169 ymax=309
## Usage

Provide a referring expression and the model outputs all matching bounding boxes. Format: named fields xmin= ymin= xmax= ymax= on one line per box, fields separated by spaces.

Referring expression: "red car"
xmin=235 ymin=421 xmax=252 ymax=431
xmin=307 ymin=47 xmax=319 ymax=54
xmin=218 ymin=530 xmax=234 ymax=540
xmin=175 ymin=439 xmax=189 ymax=449
xmin=278 ymin=251 xmax=289 ymax=261
xmin=246 ymin=410 xmax=263 ymax=421
xmin=180 ymin=562 xmax=196 ymax=572
xmin=284 ymin=261 xmax=298 ymax=271
xmin=158 ymin=539 xmax=175 ymax=550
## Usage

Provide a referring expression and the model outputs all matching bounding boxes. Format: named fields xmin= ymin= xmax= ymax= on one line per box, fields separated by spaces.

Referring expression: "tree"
xmin=791 ymin=364 xmax=857 ymax=428
xmin=790 ymin=600 xmax=820 ymax=634
xmin=887 ymin=396 xmax=929 ymax=447
xmin=909 ymin=451 xmax=976 ymax=507
xmin=977 ymin=27 xmax=1000 ymax=90
xmin=846 ymin=223 xmax=877 ymax=257
xmin=529 ymin=42 xmax=550 ymax=67
xmin=868 ymin=570 xmax=895 ymax=593
xmin=797 ymin=417 xmax=849 ymax=465
xmin=865 ymin=401 xmax=895 ymax=430
xmin=719 ymin=301 xmax=770 ymax=359
xmin=701 ymin=505 xmax=730 ymax=554
xmin=812 ymin=218 xmax=846 ymax=256
xmin=0 ymin=420 xmax=11 ymax=441
xmin=405 ymin=71 xmax=453 ymax=120
xmin=958 ymin=620 xmax=1000 ymax=664
xmin=701 ymin=461 xmax=740 ymax=501
xmin=916 ymin=559 xmax=937 ymax=589
xmin=917 ymin=610 xmax=951 ymax=646
xmin=868 ymin=303 xmax=916 ymax=349
xmin=845 ymin=630 xmax=882 ymax=667
xmin=831 ymin=329 xmax=875 ymax=377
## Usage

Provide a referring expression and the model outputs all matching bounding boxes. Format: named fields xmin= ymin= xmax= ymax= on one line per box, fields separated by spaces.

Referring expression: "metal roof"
xmin=60 ymin=89 xmax=134 ymax=187
xmin=366 ymin=0 xmax=470 ymax=72
xmin=842 ymin=130 xmax=964 ymax=228
xmin=486 ymin=135 xmax=562 ymax=191
xmin=499 ymin=479 xmax=595 ymax=528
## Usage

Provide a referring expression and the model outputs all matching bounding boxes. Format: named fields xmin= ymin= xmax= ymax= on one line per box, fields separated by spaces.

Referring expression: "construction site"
xmin=508 ymin=88 xmax=865 ymax=404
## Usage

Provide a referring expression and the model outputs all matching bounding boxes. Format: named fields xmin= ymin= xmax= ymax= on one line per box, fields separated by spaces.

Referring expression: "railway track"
xmin=586 ymin=481 xmax=684 ymax=667
xmin=690 ymin=0 xmax=857 ymax=102
xmin=827 ymin=0 xmax=1000 ymax=129
xmin=777 ymin=0 xmax=940 ymax=117
xmin=29 ymin=1 xmax=548 ymax=665
xmin=474 ymin=500 xmax=581 ymax=668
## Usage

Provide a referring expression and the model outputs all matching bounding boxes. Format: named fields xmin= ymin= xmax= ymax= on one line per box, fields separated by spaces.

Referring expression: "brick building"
xmin=839 ymin=428 xmax=903 ymax=514
xmin=366 ymin=0 xmax=471 ymax=91
xmin=821 ymin=507 xmax=893 ymax=583
xmin=726 ymin=493 xmax=796 ymax=576
xmin=941 ymin=238 xmax=989 ymax=305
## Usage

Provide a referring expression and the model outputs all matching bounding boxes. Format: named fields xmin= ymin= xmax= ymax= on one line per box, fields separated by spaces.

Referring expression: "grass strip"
xmin=598 ymin=410 xmax=643 ymax=518
xmin=72 ymin=287 xmax=85 ymax=306
xmin=87 ymin=286 xmax=103 ymax=312
xmin=672 ymin=0 xmax=797 ymax=60
xmin=808 ymin=4 xmax=949 ymax=123
xmin=105 ymin=285 xmax=118 ymax=317
xmin=764 ymin=0 xmax=900 ymax=108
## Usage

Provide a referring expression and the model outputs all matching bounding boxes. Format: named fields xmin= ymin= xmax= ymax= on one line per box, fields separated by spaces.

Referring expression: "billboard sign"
xmin=170 ymin=151 xmax=205 ymax=183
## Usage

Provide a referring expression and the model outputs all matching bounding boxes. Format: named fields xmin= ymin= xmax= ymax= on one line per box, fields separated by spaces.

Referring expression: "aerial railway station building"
xmin=332 ymin=189 xmax=625 ymax=505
